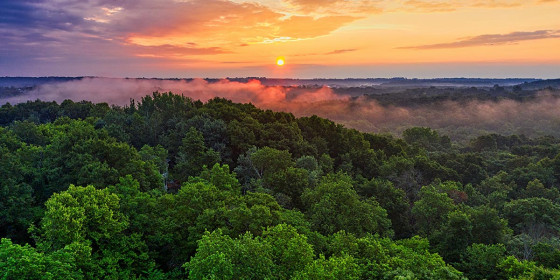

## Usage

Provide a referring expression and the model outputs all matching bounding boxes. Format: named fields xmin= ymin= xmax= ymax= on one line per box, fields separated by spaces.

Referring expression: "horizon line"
xmin=1 ymin=76 xmax=554 ymax=80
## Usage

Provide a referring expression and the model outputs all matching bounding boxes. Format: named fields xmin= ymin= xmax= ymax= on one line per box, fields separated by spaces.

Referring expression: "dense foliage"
xmin=2 ymin=92 xmax=560 ymax=279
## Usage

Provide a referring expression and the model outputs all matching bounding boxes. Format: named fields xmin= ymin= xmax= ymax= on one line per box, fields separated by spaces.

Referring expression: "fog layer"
xmin=2 ymin=77 xmax=559 ymax=140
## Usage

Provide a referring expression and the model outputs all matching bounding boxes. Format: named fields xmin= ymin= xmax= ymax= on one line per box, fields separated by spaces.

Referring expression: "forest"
xmin=2 ymin=92 xmax=560 ymax=279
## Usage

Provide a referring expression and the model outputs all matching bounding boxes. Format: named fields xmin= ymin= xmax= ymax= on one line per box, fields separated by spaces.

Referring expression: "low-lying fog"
xmin=2 ymin=77 xmax=559 ymax=142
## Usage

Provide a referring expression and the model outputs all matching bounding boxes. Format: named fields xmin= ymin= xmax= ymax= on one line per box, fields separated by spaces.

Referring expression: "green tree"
xmin=185 ymin=114 xmax=229 ymax=156
xmin=356 ymin=177 xmax=412 ymax=238
xmin=38 ymin=185 xmax=127 ymax=250
xmin=263 ymin=224 xmax=314 ymax=278
xmin=198 ymin=163 xmax=241 ymax=192
xmin=265 ymin=167 xmax=310 ymax=209
xmin=37 ymin=118 xmax=163 ymax=198
xmin=533 ymin=242 xmax=560 ymax=269
xmin=185 ymin=224 xmax=313 ymax=280
xmin=227 ymin=117 xmax=261 ymax=160
xmin=329 ymin=232 xmax=463 ymax=279
xmin=458 ymin=243 xmax=506 ymax=280
xmin=412 ymin=183 xmax=457 ymax=236
xmin=225 ymin=192 xmax=283 ymax=236
xmin=37 ymin=185 xmax=157 ymax=278
xmin=403 ymin=127 xmax=451 ymax=152
xmin=431 ymin=210 xmax=473 ymax=263
xmin=160 ymin=180 xmax=230 ymax=264
xmin=520 ymin=179 xmax=560 ymax=201
xmin=302 ymin=173 xmax=392 ymax=237
xmin=291 ymin=254 xmax=361 ymax=280
xmin=0 ymin=238 xmax=81 ymax=280
xmin=185 ymin=230 xmax=273 ymax=280
xmin=234 ymin=146 xmax=293 ymax=191
xmin=139 ymin=144 xmax=169 ymax=176
xmin=468 ymin=205 xmax=510 ymax=245
xmin=251 ymin=147 xmax=293 ymax=178
xmin=470 ymin=134 xmax=498 ymax=152
xmin=504 ymin=197 xmax=560 ymax=240
xmin=173 ymin=127 xmax=220 ymax=182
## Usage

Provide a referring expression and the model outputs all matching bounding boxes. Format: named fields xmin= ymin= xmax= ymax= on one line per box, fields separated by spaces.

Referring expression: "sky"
xmin=1 ymin=0 xmax=559 ymax=78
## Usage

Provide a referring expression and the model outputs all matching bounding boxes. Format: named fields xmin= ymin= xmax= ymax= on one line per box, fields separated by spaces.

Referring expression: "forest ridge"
xmin=2 ymin=77 xmax=560 ymax=143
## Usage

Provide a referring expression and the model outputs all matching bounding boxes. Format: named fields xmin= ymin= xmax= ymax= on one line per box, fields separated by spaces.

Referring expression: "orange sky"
xmin=1 ymin=0 xmax=559 ymax=77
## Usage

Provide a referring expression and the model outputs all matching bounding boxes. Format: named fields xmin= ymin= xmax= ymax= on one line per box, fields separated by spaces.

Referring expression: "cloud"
xmin=1 ymin=0 xmax=558 ymax=76
xmin=284 ymin=0 xmax=382 ymax=14
xmin=400 ymin=30 xmax=560 ymax=49
xmin=276 ymin=16 xmax=359 ymax=38
xmin=399 ymin=0 xmax=544 ymax=12
xmin=0 ymin=0 xmax=86 ymax=30
xmin=114 ymin=0 xmax=281 ymax=42
xmin=0 ymin=0 xmax=363 ymax=65
xmin=325 ymin=49 xmax=358 ymax=55
xmin=400 ymin=0 xmax=457 ymax=12
xmin=131 ymin=44 xmax=230 ymax=59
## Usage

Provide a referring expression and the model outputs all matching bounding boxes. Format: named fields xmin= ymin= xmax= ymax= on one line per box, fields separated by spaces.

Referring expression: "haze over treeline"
xmin=2 ymin=77 xmax=560 ymax=141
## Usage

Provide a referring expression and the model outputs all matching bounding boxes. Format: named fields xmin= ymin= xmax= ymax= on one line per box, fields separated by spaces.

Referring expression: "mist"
xmin=2 ymin=77 xmax=560 ymax=141
xmin=311 ymin=94 xmax=560 ymax=141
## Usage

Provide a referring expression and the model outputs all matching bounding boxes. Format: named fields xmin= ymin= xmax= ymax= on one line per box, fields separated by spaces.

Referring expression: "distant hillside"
xmin=0 ymin=76 xmax=544 ymax=89
xmin=518 ymin=79 xmax=560 ymax=90
xmin=377 ymin=78 xmax=539 ymax=87
xmin=0 ymin=77 xmax=82 ymax=87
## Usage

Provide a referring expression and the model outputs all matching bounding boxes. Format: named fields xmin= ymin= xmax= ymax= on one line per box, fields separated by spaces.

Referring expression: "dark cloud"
xmin=0 ymin=0 xmax=118 ymax=66
xmin=0 ymin=1 xmax=39 ymax=26
xmin=400 ymin=30 xmax=560 ymax=49
xmin=0 ymin=0 xmax=86 ymax=30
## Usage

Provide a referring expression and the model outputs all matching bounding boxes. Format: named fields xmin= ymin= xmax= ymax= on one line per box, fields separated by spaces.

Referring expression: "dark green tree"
xmin=302 ymin=173 xmax=392 ymax=237
xmin=173 ymin=127 xmax=220 ymax=182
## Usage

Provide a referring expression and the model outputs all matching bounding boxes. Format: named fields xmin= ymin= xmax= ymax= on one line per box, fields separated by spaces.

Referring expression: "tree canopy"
xmin=2 ymin=92 xmax=560 ymax=279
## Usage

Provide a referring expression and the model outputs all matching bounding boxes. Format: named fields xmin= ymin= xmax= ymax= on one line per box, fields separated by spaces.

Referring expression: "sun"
xmin=276 ymin=56 xmax=285 ymax=66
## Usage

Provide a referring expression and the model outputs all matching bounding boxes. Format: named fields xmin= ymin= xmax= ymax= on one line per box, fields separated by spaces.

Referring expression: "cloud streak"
xmin=400 ymin=30 xmax=560 ymax=49
xmin=284 ymin=0 xmax=382 ymax=14
xmin=131 ymin=44 xmax=230 ymax=59
xmin=399 ymin=0 xmax=548 ymax=12
xmin=325 ymin=49 xmax=359 ymax=55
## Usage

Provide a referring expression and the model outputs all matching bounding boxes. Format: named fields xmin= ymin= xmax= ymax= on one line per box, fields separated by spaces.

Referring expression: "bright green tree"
xmin=0 ymin=238 xmax=82 ymax=280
